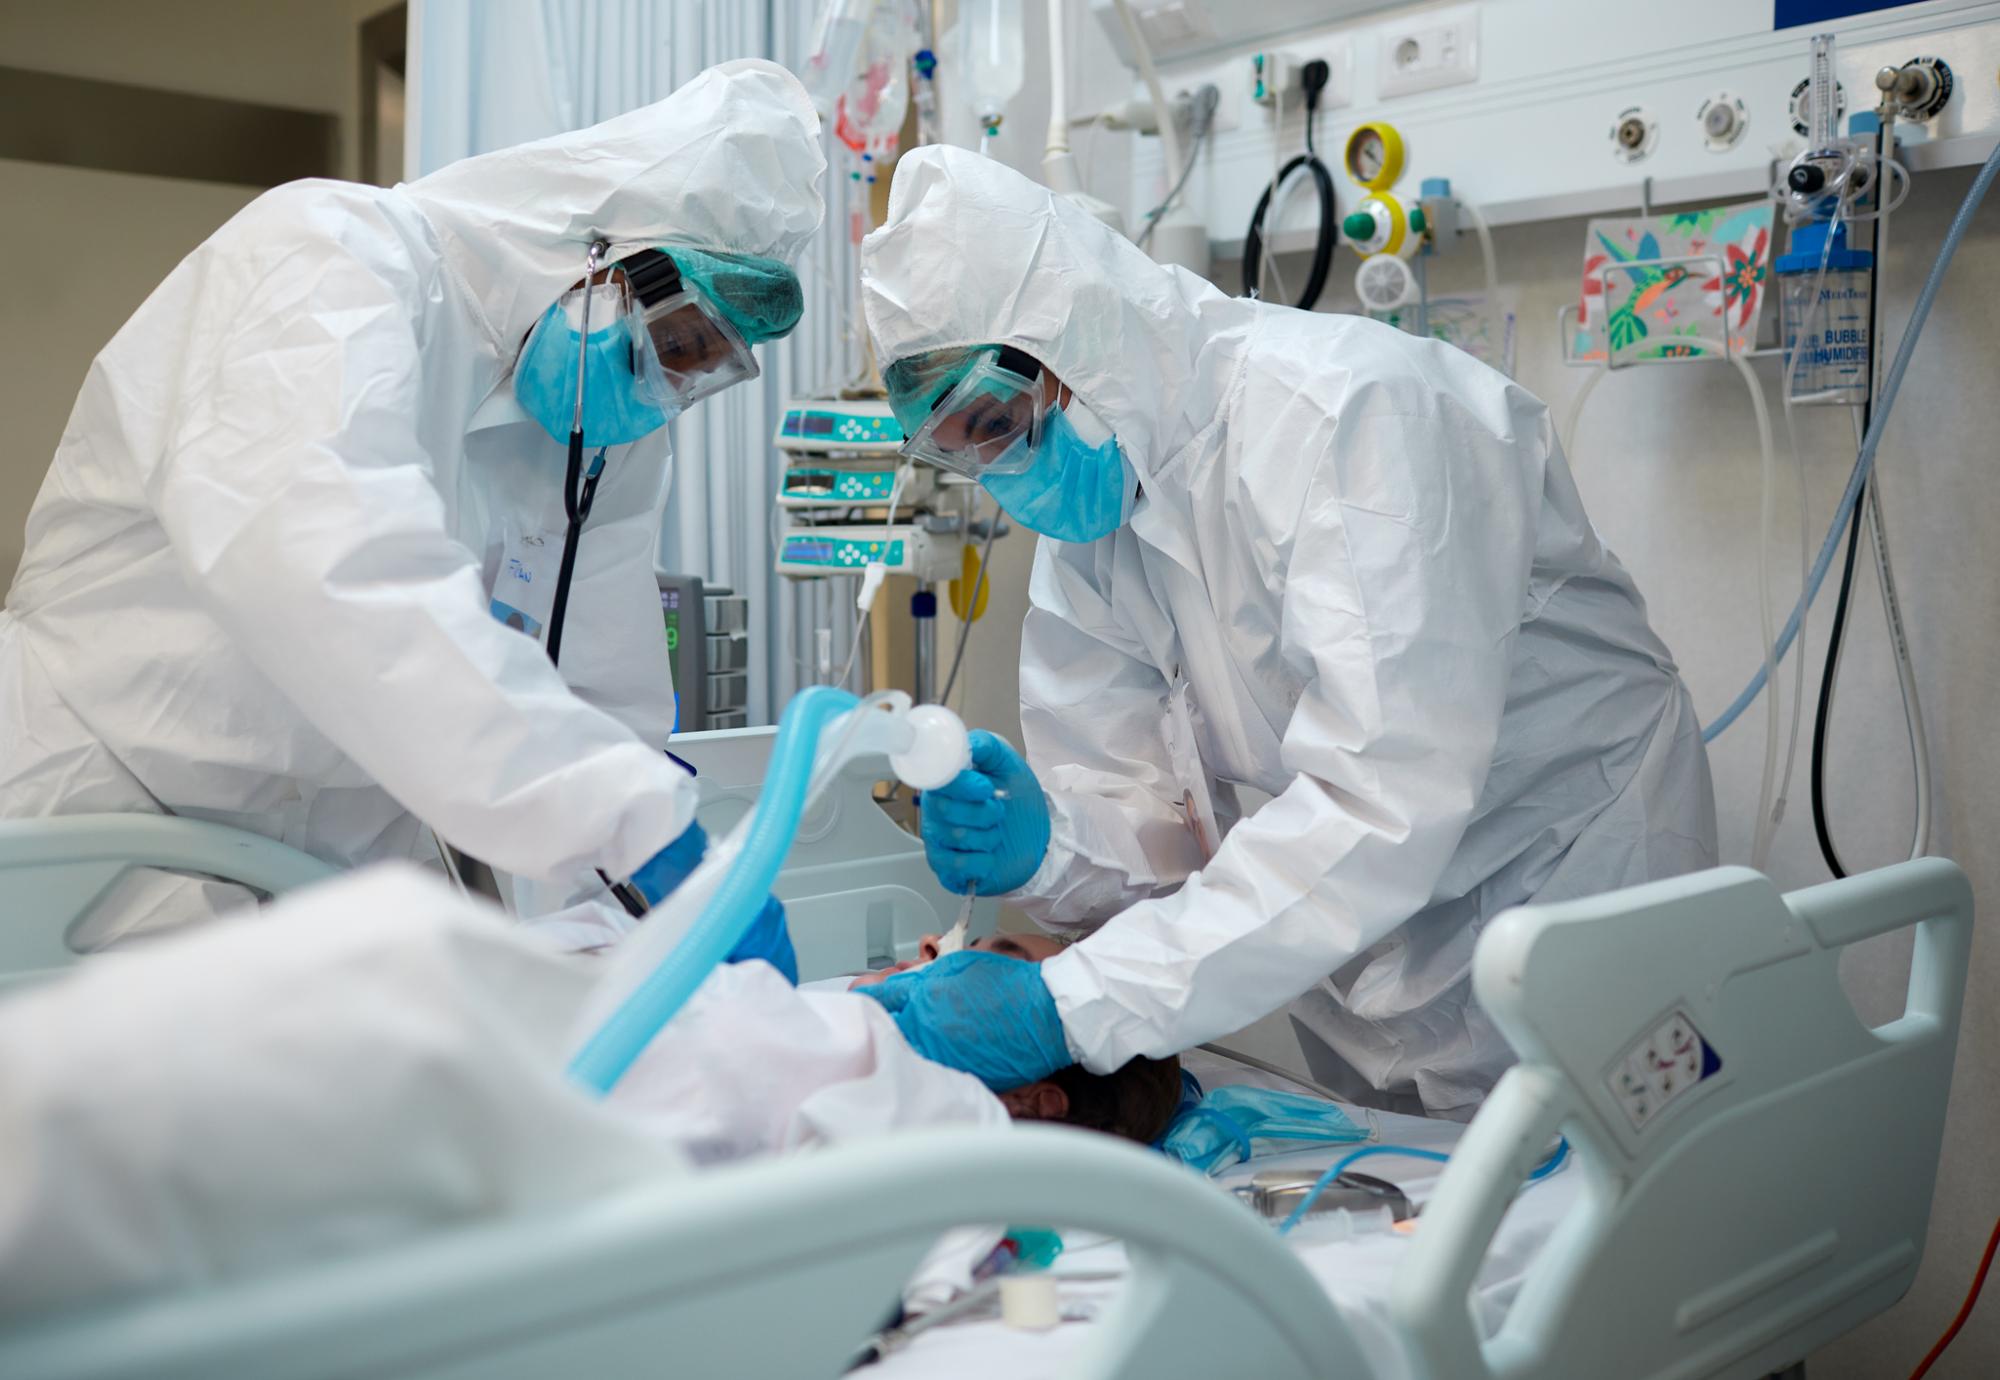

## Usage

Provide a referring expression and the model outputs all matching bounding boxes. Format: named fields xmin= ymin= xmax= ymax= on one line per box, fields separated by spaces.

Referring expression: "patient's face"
xmin=847 ymin=931 xmax=1065 ymax=988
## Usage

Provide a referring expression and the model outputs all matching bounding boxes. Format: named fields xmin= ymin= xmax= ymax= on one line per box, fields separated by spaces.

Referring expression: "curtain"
xmin=406 ymin=0 xmax=867 ymax=725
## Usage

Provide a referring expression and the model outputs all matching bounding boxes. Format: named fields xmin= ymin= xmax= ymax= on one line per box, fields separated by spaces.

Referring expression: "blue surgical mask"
xmin=1160 ymin=1085 xmax=1371 ymax=1176
xmin=980 ymin=398 xmax=1135 ymax=544
xmin=513 ymin=284 xmax=671 ymax=446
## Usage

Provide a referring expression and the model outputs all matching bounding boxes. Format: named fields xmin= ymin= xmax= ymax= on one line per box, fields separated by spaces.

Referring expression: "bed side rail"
xmin=0 ymin=814 xmax=336 ymax=985
xmin=0 ymin=1123 xmax=1371 ymax=1380
xmin=1393 ymin=858 xmax=1972 ymax=1380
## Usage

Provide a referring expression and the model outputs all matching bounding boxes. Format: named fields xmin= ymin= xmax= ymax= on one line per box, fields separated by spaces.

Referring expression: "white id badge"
xmin=1163 ymin=668 xmax=1221 ymax=862
xmin=489 ymin=525 xmax=561 ymax=641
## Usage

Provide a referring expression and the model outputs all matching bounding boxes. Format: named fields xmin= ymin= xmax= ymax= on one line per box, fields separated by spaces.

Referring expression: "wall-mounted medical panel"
xmin=1113 ymin=0 xmax=2000 ymax=253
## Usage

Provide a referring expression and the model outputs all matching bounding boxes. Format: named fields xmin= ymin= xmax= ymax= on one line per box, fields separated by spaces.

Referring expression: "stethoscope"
xmin=542 ymin=240 xmax=668 ymax=919
xmin=544 ymin=238 xmax=614 ymax=668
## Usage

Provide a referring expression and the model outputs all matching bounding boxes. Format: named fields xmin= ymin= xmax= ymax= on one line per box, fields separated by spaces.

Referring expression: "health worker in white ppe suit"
xmin=859 ymin=148 xmax=1717 ymax=1117
xmin=0 ymin=60 xmax=820 ymax=953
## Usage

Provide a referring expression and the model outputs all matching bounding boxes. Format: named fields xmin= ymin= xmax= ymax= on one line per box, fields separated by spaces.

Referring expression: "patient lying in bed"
xmin=0 ymin=867 xmax=1161 ymax=1323
xmin=852 ymin=932 xmax=1183 ymax=1146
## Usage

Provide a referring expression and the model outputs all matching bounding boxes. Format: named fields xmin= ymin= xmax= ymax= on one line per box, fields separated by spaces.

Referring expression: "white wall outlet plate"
xmin=1309 ymin=38 xmax=1356 ymax=111
xmin=1377 ymin=5 xmax=1478 ymax=100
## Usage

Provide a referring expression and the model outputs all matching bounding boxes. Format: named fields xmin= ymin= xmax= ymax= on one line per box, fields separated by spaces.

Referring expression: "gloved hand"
xmin=629 ymin=820 xmax=710 ymax=906
xmin=919 ymin=730 xmax=1051 ymax=896
xmin=628 ymin=822 xmax=796 ymax=984
xmin=857 ymin=950 xmax=1071 ymax=1090
xmin=729 ymin=894 xmax=798 ymax=985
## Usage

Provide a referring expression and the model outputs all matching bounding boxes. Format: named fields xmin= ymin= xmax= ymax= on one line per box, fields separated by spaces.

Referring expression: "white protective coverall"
xmin=0 ymin=865 xmax=1005 ymax=1323
xmin=0 ymin=61 xmax=823 ymax=938
xmin=862 ymin=149 xmax=1716 ymax=1115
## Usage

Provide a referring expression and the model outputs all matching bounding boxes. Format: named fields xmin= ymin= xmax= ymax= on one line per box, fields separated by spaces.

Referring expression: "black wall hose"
xmin=1241 ymin=155 xmax=1337 ymax=308
xmin=1810 ymin=488 xmax=1867 ymax=879
xmin=1241 ymin=60 xmax=1337 ymax=309
xmin=1809 ymin=119 xmax=1889 ymax=880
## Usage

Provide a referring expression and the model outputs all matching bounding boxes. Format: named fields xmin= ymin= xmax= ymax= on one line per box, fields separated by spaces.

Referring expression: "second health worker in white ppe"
xmin=0 ymin=61 xmax=820 ymax=947
xmin=860 ymin=148 xmax=1716 ymax=1117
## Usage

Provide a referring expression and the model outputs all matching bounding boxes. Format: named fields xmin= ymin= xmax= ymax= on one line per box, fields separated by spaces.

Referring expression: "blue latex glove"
xmin=628 ymin=822 xmax=796 ymax=984
xmin=858 ymin=950 xmax=1071 ymax=1090
xmin=730 ymin=894 xmax=798 ymax=985
xmin=919 ymin=730 xmax=1051 ymax=896
xmin=629 ymin=820 xmax=710 ymax=906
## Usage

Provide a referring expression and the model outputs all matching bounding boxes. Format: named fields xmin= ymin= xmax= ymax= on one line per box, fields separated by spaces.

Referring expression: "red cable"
xmin=1907 ymin=1213 xmax=2000 ymax=1380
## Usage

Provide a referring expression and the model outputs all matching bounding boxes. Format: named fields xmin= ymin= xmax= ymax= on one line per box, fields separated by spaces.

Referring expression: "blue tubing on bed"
xmin=568 ymin=686 xmax=860 ymax=1095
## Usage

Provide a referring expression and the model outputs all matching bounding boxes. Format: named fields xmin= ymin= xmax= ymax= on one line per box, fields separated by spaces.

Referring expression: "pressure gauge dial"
xmin=1344 ymin=121 xmax=1407 ymax=192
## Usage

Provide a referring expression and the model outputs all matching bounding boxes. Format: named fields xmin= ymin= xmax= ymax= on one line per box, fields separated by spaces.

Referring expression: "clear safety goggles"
xmin=898 ymin=353 xmax=1050 ymax=479
xmin=618 ymin=250 xmax=760 ymax=411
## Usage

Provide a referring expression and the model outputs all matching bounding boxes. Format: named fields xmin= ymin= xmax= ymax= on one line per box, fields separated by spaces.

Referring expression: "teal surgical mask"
xmin=514 ymin=282 xmax=670 ymax=446
xmin=981 ymin=398 xmax=1135 ymax=544
xmin=1160 ymin=1085 xmax=1372 ymax=1176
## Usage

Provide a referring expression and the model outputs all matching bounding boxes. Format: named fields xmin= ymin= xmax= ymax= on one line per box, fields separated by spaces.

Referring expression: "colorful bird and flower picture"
xmin=1571 ymin=200 xmax=1775 ymax=364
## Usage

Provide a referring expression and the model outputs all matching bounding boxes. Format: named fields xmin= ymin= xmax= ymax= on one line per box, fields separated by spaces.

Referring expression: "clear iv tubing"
xmin=1735 ymin=349 xmax=1783 ymax=870
xmin=1859 ymin=170 xmax=1933 ymax=860
xmin=940 ymin=489 xmax=1001 ymax=709
xmin=568 ymin=685 xmax=862 ymax=1094
xmin=1256 ymin=87 xmax=1291 ymax=304
xmin=836 ymin=462 xmax=911 ymax=689
xmin=1565 ymin=351 xmax=1788 ymax=866
xmin=1752 ymin=205 xmax=1838 ymax=868
xmin=1458 ymin=199 xmax=1502 ymax=349
xmin=1276 ymin=1139 xmax=1569 ymax=1237
xmin=1705 ymin=138 xmax=2000 ymax=743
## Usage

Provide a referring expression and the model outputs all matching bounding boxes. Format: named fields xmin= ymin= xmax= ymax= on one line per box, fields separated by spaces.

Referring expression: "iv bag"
xmin=801 ymin=0 xmax=871 ymax=116
xmin=957 ymin=0 xmax=1024 ymax=127
xmin=836 ymin=0 xmax=918 ymax=154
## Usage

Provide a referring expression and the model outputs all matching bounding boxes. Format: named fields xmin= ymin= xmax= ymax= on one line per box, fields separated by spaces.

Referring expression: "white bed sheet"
xmin=865 ymin=1048 xmax=1578 ymax=1379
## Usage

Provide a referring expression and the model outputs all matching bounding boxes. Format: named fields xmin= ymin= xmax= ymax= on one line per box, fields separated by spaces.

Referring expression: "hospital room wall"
xmin=1212 ymin=177 xmax=1998 ymax=1375
xmin=0 ymin=167 xmax=259 ymax=588
xmin=0 ymin=0 xmax=396 ymax=590
xmin=1424 ymin=181 xmax=1999 ymax=1376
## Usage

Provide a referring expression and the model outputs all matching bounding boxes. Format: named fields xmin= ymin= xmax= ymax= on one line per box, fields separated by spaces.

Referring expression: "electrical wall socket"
xmin=1309 ymin=39 xmax=1355 ymax=111
xmin=1377 ymin=5 xmax=1478 ymax=99
xmin=1248 ymin=41 xmax=1353 ymax=113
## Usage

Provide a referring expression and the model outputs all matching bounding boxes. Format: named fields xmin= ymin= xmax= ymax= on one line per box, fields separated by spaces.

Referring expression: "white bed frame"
xmin=0 ymin=813 xmax=337 ymax=989
xmin=0 ymin=803 xmax=1971 ymax=1380
xmin=667 ymin=726 xmax=999 ymax=979
xmin=0 ymin=725 xmax=992 ymax=988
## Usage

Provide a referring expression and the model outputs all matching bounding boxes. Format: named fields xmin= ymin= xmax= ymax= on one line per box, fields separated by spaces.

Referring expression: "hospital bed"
xmin=0 ymin=752 xmax=1972 ymax=1378
xmin=0 ymin=725 xmax=994 ymax=989
xmin=0 ymin=812 xmax=338 ymax=989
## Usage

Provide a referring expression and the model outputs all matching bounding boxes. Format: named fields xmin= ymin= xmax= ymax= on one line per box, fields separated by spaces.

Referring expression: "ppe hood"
xmin=402 ymin=58 xmax=825 ymax=354
xmin=861 ymin=146 xmax=1235 ymax=480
